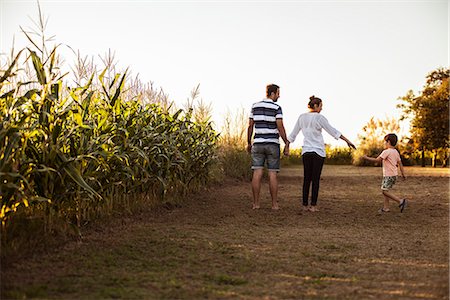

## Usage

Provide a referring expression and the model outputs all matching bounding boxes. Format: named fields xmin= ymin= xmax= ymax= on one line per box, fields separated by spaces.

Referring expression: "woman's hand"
xmin=340 ymin=135 xmax=356 ymax=150
xmin=283 ymin=145 xmax=290 ymax=156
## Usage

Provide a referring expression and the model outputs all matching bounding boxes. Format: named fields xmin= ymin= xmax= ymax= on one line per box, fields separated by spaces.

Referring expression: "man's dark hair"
xmin=266 ymin=84 xmax=280 ymax=98
xmin=384 ymin=133 xmax=398 ymax=146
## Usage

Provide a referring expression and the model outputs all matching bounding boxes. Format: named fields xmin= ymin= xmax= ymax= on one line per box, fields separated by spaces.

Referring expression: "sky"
xmin=1 ymin=0 xmax=448 ymax=148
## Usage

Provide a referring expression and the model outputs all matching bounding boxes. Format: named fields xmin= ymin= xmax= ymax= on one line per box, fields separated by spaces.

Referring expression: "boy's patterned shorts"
xmin=381 ymin=176 xmax=397 ymax=191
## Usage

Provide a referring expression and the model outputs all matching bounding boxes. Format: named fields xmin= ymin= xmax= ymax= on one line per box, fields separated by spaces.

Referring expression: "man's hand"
xmin=283 ymin=145 xmax=290 ymax=156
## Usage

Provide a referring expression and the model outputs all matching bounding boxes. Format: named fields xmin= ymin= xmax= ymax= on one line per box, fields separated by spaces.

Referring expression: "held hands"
xmin=283 ymin=144 xmax=290 ymax=156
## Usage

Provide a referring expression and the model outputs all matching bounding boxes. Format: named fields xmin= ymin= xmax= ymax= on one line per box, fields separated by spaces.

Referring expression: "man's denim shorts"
xmin=251 ymin=143 xmax=280 ymax=172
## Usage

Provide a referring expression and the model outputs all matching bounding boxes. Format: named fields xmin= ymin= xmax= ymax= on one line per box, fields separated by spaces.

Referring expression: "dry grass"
xmin=2 ymin=165 xmax=449 ymax=299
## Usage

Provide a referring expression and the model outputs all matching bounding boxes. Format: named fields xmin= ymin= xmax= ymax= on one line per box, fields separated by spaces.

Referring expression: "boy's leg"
xmin=268 ymin=171 xmax=279 ymax=210
xmin=382 ymin=190 xmax=401 ymax=204
xmin=252 ymin=169 xmax=264 ymax=209
xmin=302 ymin=153 xmax=314 ymax=207
xmin=382 ymin=193 xmax=391 ymax=211
xmin=380 ymin=176 xmax=400 ymax=211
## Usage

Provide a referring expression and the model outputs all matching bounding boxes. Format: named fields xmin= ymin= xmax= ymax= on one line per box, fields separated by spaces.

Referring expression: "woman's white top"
xmin=287 ymin=112 xmax=341 ymax=158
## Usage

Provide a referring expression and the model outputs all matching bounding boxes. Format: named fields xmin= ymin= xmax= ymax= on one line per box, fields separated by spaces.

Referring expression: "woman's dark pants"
xmin=302 ymin=152 xmax=325 ymax=206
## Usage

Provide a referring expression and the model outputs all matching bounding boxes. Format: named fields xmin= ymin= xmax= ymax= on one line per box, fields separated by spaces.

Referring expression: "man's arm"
xmin=276 ymin=119 xmax=290 ymax=145
xmin=247 ymin=118 xmax=254 ymax=153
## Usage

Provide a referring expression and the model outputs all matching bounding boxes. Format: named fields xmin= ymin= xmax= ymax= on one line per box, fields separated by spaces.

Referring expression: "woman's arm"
xmin=339 ymin=135 xmax=356 ymax=149
xmin=318 ymin=116 xmax=356 ymax=149
xmin=287 ymin=117 xmax=302 ymax=144
xmin=276 ymin=119 xmax=290 ymax=145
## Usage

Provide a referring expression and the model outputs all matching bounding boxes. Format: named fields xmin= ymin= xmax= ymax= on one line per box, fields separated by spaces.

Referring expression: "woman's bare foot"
xmin=272 ymin=203 xmax=280 ymax=210
xmin=303 ymin=206 xmax=310 ymax=212
xmin=252 ymin=203 xmax=260 ymax=209
xmin=309 ymin=206 xmax=320 ymax=212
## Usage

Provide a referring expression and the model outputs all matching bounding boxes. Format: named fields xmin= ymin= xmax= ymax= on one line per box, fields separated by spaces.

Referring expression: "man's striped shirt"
xmin=249 ymin=99 xmax=283 ymax=144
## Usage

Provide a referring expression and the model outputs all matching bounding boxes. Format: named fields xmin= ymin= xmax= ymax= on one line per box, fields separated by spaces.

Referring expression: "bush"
xmin=326 ymin=146 xmax=353 ymax=165
xmin=217 ymin=146 xmax=252 ymax=181
xmin=281 ymin=148 xmax=303 ymax=166
xmin=352 ymin=145 xmax=384 ymax=166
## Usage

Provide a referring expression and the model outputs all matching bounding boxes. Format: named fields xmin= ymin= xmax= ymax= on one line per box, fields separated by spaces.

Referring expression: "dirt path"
xmin=2 ymin=165 xmax=449 ymax=299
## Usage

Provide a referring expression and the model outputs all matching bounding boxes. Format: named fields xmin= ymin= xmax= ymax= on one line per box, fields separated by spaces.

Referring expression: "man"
xmin=247 ymin=84 xmax=289 ymax=210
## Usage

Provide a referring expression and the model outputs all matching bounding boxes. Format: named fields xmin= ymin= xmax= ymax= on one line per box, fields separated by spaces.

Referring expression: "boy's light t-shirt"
xmin=378 ymin=148 xmax=401 ymax=176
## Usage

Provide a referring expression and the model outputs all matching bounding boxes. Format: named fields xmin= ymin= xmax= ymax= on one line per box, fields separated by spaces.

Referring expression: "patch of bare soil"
xmin=2 ymin=165 xmax=449 ymax=299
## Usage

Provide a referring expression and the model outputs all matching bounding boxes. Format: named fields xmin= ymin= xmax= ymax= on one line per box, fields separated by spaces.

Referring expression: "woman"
xmin=284 ymin=96 xmax=356 ymax=212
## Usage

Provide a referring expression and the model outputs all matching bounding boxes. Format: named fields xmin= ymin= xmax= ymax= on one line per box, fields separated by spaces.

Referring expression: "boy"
xmin=363 ymin=133 xmax=408 ymax=213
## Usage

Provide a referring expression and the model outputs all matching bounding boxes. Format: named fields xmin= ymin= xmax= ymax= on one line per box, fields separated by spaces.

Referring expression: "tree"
xmin=352 ymin=117 xmax=401 ymax=166
xmin=398 ymin=68 xmax=449 ymax=167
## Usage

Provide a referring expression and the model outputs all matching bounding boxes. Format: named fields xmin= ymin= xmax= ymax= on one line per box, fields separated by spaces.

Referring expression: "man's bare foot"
xmin=309 ymin=206 xmax=319 ymax=212
xmin=272 ymin=204 xmax=280 ymax=210
xmin=252 ymin=204 xmax=260 ymax=209
xmin=303 ymin=206 xmax=310 ymax=212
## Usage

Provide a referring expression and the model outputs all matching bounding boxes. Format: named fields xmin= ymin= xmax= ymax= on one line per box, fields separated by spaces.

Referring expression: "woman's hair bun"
xmin=308 ymin=95 xmax=322 ymax=109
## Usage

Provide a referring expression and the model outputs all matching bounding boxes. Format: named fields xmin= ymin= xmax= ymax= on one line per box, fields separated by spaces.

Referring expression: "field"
xmin=2 ymin=165 xmax=449 ymax=299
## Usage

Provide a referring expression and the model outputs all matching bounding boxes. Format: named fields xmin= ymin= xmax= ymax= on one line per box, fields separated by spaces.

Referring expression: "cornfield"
xmin=0 ymin=41 xmax=219 ymax=237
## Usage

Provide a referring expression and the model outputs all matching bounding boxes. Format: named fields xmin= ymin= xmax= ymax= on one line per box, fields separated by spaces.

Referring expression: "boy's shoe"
xmin=399 ymin=199 xmax=408 ymax=213
xmin=378 ymin=208 xmax=390 ymax=213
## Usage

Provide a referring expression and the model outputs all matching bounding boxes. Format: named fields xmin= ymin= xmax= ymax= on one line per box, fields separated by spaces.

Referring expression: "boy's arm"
xmin=398 ymin=160 xmax=406 ymax=179
xmin=362 ymin=155 xmax=382 ymax=163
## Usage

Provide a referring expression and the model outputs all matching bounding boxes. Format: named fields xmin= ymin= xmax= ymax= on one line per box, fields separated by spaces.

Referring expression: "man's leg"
xmin=268 ymin=171 xmax=279 ymax=210
xmin=252 ymin=169 xmax=264 ymax=209
xmin=266 ymin=144 xmax=281 ymax=210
